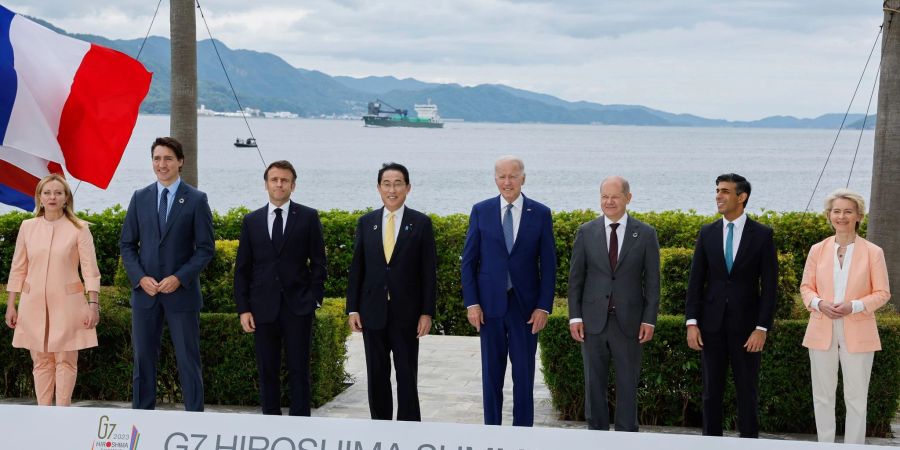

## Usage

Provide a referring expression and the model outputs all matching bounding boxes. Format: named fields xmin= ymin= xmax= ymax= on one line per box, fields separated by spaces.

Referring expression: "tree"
xmin=869 ymin=1 xmax=900 ymax=310
xmin=170 ymin=0 xmax=198 ymax=186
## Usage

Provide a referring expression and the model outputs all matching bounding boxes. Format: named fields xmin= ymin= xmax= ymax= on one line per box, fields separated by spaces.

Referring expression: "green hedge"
xmin=539 ymin=308 xmax=900 ymax=436
xmin=0 ymin=291 xmax=350 ymax=408
xmin=0 ymin=208 xmax=858 ymax=335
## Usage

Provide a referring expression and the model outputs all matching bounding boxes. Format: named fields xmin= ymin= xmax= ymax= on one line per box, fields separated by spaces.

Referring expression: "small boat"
xmin=234 ymin=137 xmax=257 ymax=147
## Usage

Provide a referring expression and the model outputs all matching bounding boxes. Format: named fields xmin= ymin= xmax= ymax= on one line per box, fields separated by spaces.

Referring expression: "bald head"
xmin=600 ymin=176 xmax=630 ymax=195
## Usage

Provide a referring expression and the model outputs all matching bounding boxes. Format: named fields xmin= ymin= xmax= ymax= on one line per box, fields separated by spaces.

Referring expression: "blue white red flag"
xmin=0 ymin=4 xmax=151 ymax=210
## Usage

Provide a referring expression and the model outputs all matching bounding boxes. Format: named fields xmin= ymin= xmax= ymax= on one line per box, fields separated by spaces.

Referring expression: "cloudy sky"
xmin=7 ymin=1 xmax=885 ymax=120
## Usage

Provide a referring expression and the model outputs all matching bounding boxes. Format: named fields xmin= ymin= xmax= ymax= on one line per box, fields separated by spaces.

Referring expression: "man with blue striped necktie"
xmin=684 ymin=173 xmax=778 ymax=438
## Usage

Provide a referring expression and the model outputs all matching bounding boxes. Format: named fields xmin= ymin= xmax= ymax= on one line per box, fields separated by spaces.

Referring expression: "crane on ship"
xmin=367 ymin=99 xmax=408 ymax=118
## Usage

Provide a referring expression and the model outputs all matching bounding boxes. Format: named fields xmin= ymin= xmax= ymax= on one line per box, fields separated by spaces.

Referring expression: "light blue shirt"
xmin=156 ymin=178 xmax=181 ymax=220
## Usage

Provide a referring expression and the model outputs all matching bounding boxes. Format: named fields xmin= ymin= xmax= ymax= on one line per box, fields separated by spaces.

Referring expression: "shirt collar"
xmin=157 ymin=178 xmax=181 ymax=195
xmin=604 ymin=212 xmax=629 ymax=229
xmin=500 ymin=194 xmax=524 ymax=210
xmin=723 ymin=213 xmax=747 ymax=230
xmin=268 ymin=201 xmax=290 ymax=216
xmin=383 ymin=204 xmax=405 ymax=219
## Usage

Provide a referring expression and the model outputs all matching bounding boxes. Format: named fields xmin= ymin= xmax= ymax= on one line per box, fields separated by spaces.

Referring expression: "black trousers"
xmin=700 ymin=327 xmax=761 ymax=438
xmin=361 ymin=311 xmax=421 ymax=421
xmin=253 ymin=302 xmax=314 ymax=416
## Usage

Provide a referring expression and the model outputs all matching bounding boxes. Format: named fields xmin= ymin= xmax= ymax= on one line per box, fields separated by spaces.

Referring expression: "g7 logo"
xmin=97 ymin=415 xmax=117 ymax=439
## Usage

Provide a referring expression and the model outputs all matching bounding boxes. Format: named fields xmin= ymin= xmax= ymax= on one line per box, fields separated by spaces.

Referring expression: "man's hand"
xmin=527 ymin=309 xmax=548 ymax=334
xmin=686 ymin=325 xmax=703 ymax=351
xmin=239 ymin=312 xmax=256 ymax=333
xmin=569 ymin=322 xmax=585 ymax=342
xmin=139 ymin=276 xmax=159 ymax=296
xmin=83 ymin=304 xmax=100 ymax=329
xmin=638 ymin=323 xmax=655 ymax=344
xmin=157 ymin=275 xmax=181 ymax=294
xmin=743 ymin=329 xmax=767 ymax=353
xmin=348 ymin=313 xmax=363 ymax=332
xmin=467 ymin=305 xmax=484 ymax=332
xmin=417 ymin=315 xmax=432 ymax=338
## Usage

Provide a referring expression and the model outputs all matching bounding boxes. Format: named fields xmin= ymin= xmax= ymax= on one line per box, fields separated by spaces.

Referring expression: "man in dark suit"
xmin=120 ymin=137 xmax=215 ymax=411
xmin=233 ymin=160 xmax=327 ymax=416
xmin=346 ymin=162 xmax=437 ymax=421
xmin=685 ymin=173 xmax=778 ymax=438
xmin=461 ymin=155 xmax=557 ymax=427
xmin=567 ymin=176 xmax=660 ymax=431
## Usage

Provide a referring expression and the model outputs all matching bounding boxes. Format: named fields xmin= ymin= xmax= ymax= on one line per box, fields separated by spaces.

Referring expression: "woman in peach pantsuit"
xmin=800 ymin=189 xmax=890 ymax=445
xmin=4 ymin=174 xmax=100 ymax=406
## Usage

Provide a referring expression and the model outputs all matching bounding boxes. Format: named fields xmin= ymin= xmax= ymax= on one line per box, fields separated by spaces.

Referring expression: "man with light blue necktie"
xmin=461 ymin=155 xmax=557 ymax=427
xmin=684 ymin=173 xmax=778 ymax=438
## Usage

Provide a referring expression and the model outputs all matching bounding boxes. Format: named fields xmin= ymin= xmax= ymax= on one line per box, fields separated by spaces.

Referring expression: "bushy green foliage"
xmin=0 ymin=292 xmax=350 ymax=408
xmin=0 ymin=208 xmax=871 ymax=336
xmin=539 ymin=310 xmax=900 ymax=436
xmin=201 ymin=240 xmax=239 ymax=313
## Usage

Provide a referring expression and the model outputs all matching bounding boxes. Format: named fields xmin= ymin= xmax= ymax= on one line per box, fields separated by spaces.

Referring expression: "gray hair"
xmin=494 ymin=155 xmax=525 ymax=175
xmin=600 ymin=176 xmax=630 ymax=195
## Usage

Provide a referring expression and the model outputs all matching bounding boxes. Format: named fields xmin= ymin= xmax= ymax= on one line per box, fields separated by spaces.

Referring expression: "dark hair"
xmin=715 ymin=173 xmax=751 ymax=208
xmin=151 ymin=137 xmax=184 ymax=160
xmin=264 ymin=160 xmax=297 ymax=181
xmin=378 ymin=162 xmax=409 ymax=184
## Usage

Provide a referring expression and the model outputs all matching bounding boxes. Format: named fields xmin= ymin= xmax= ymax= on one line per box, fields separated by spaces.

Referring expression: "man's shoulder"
xmin=699 ymin=218 xmax=722 ymax=234
xmin=522 ymin=195 xmax=551 ymax=214
xmin=403 ymin=206 xmax=429 ymax=222
xmin=357 ymin=208 xmax=381 ymax=223
xmin=472 ymin=196 xmax=498 ymax=211
xmin=290 ymin=201 xmax=319 ymax=217
xmin=745 ymin=216 xmax=773 ymax=234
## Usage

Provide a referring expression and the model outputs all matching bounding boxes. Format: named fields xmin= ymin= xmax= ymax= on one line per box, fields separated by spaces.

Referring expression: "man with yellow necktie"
xmin=346 ymin=162 xmax=437 ymax=421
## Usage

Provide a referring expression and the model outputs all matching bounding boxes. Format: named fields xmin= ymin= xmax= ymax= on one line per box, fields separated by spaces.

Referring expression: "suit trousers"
xmin=582 ymin=314 xmax=642 ymax=431
xmin=132 ymin=302 xmax=204 ymax=411
xmin=809 ymin=318 xmax=874 ymax=445
xmin=479 ymin=290 xmax=537 ymax=426
xmin=700 ymin=326 xmax=761 ymax=438
xmin=30 ymin=350 xmax=77 ymax=406
xmin=254 ymin=300 xmax=314 ymax=416
xmin=361 ymin=305 xmax=421 ymax=421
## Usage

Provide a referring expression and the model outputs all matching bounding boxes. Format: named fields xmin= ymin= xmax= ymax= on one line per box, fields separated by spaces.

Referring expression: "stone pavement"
xmin=2 ymin=333 xmax=898 ymax=445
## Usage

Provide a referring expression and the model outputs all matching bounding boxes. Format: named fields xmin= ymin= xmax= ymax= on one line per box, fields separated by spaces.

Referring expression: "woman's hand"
xmin=4 ymin=305 xmax=16 ymax=329
xmin=83 ymin=303 xmax=100 ymax=329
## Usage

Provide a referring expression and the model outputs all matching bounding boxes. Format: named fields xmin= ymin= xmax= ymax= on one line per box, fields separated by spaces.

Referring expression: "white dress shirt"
xmin=267 ymin=201 xmax=289 ymax=239
xmin=499 ymin=194 xmax=524 ymax=242
xmin=810 ymin=242 xmax=864 ymax=314
xmin=723 ymin=213 xmax=747 ymax=261
xmin=382 ymin=204 xmax=405 ymax=243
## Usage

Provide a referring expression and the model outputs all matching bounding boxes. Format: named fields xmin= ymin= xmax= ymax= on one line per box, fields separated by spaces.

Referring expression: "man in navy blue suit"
xmin=234 ymin=160 xmax=327 ymax=416
xmin=461 ymin=155 xmax=557 ymax=427
xmin=120 ymin=137 xmax=215 ymax=412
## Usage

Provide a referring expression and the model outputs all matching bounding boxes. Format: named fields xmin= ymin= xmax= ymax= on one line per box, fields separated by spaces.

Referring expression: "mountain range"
xmin=35 ymin=18 xmax=875 ymax=128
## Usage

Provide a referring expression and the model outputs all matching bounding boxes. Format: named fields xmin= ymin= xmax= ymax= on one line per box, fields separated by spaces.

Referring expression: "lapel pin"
xmin=633 ymin=232 xmax=638 ymax=238
xmin=178 ymin=198 xmax=185 ymax=204
xmin=526 ymin=208 xmax=532 ymax=212
xmin=373 ymin=225 xmax=378 ymax=231
xmin=404 ymin=225 xmax=409 ymax=231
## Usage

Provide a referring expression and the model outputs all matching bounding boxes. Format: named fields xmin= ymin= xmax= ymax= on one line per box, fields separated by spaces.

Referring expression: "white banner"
xmin=0 ymin=404 xmax=879 ymax=450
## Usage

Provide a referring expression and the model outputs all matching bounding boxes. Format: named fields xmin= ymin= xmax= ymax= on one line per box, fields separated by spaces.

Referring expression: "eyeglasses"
xmin=379 ymin=181 xmax=407 ymax=190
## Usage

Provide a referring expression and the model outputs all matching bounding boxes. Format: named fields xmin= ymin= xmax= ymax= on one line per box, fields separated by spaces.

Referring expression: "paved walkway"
xmin=2 ymin=334 xmax=898 ymax=445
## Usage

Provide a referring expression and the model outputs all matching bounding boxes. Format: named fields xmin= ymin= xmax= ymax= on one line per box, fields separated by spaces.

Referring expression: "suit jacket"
xmin=685 ymin=217 xmax=778 ymax=334
xmin=7 ymin=217 xmax=100 ymax=352
xmin=567 ymin=216 xmax=660 ymax=337
xmin=233 ymin=201 xmax=328 ymax=323
xmin=120 ymin=181 xmax=215 ymax=312
xmin=800 ymin=236 xmax=890 ymax=353
xmin=461 ymin=194 xmax=557 ymax=319
xmin=346 ymin=207 xmax=437 ymax=330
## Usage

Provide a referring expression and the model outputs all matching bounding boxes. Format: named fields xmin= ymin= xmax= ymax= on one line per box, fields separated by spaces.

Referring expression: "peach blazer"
xmin=6 ymin=217 xmax=100 ymax=352
xmin=800 ymin=235 xmax=890 ymax=353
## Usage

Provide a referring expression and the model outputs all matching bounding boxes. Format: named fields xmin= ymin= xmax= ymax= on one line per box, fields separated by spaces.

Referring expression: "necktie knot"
xmin=610 ymin=223 xmax=619 ymax=231
xmin=275 ymin=207 xmax=283 ymax=218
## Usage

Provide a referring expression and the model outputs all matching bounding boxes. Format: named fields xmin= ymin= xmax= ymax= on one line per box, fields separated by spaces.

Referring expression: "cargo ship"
xmin=363 ymin=99 xmax=444 ymax=128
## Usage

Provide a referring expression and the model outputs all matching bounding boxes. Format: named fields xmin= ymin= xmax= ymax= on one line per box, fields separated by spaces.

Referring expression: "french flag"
xmin=0 ymin=4 xmax=151 ymax=210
